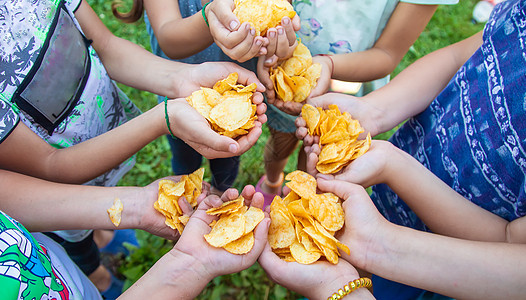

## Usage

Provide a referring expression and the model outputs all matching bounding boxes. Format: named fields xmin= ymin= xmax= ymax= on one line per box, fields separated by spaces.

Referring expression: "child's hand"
xmin=309 ymin=55 xmax=333 ymax=98
xmin=316 ymin=140 xmax=394 ymax=188
xmin=177 ymin=61 xmax=265 ymax=97
xmin=172 ymin=185 xmax=270 ymax=278
xmin=316 ymin=178 xmax=390 ymax=270
xmin=167 ymin=98 xmax=265 ymax=159
xmin=134 ymin=176 xmax=210 ymax=240
xmin=257 ymin=56 xmax=304 ymax=116
xmin=205 ymin=0 xmax=266 ymax=62
xmin=263 ymin=16 xmax=300 ymax=61
xmin=258 ymin=241 xmax=367 ymax=300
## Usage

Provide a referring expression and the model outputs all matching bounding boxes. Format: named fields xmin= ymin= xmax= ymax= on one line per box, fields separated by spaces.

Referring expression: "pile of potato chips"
xmin=186 ymin=73 xmax=258 ymax=139
xmin=270 ymin=42 xmax=322 ymax=103
xmin=302 ymin=104 xmax=372 ymax=174
xmin=268 ymin=170 xmax=349 ymax=264
xmin=233 ymin=0 xmax=296 ymax=36
xmin=154 ymin=168 xmax=204 ymax=234
xmin=107 ymin=198 xmax=123 ymax=227
xmin=204 ymin=196 xmax=265 ymax=254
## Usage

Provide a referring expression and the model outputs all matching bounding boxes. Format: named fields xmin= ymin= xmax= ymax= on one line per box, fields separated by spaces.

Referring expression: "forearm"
xmin=364 ymin=31 xmax=483 ymax=134
xmin=120 ymin=249 xmax=212 ymax=299
xmin=332 ymin=49 xmax=400 ymax=82
xmin=0 ymin=104 xmax=166 ymax=184
xmin=364 ymin=224 xmax=526 ymax=299
xmin=383 ymin=144 xmax=509 ymax=242
xmin=152 ymin=13 xmax=214 ymax=59
xmin=0 ymin=170 xmax=145 ymax=232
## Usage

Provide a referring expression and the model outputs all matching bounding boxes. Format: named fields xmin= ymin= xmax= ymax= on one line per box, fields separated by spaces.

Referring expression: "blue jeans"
xmin=166 ymin=135 xmax=239 ymax=191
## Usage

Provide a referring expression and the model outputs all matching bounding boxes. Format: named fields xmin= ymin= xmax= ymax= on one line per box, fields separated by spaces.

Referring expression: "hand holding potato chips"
xmin=301 ymin=104 xmax=372 ymax=174
xmin=186 ymin=73 xmax=258 ymax=139
xmin=204 ymin=196 xmax=265 ymax=254
xmin=268 ymin=170 xmax=349 ymax=264
xmin=154 ymin=168 xmax=205 ymax=234
xmin=270 ymin=41 xmax=322 ymax=104
xmin=233 ymin=0 xmax=296 ymax=36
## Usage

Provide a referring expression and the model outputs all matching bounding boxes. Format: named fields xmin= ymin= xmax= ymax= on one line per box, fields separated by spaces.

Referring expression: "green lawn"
xmin=88 ymin=0 xmax=485 ymax=298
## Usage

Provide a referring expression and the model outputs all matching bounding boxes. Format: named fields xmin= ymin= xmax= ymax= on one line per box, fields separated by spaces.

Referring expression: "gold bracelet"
xmin=327 ymin=277 xmax=372 ymax=300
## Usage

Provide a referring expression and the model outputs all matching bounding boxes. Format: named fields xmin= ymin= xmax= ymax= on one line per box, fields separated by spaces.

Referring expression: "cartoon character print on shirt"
xmin=0 ymin=212 xmax=70 ymax=299
xmin=293 ymin=0 xmax=352 ymax=54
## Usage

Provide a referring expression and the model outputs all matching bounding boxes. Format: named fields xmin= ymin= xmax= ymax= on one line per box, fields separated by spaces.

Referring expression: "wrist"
xmin=318 ymin=276 xmax=374 ymax=300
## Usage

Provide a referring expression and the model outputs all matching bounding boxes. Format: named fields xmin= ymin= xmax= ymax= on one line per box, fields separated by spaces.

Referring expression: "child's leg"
xmin=167 ymin=135 xmax=203 ymax=175
xmin=260 ymin=127 xmax=299 ymax=198
xmin=209 ymin=156 xmax=240 ymax=195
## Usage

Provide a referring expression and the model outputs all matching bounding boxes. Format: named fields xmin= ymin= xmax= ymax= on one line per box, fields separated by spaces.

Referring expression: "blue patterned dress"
xmin=371 ymin=0 xmax=526 ymax=298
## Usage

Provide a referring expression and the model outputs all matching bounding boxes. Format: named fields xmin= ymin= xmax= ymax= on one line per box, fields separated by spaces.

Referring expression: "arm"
xmin=332 ymin=3 xmax=438 ymax=82
xmin=322 ymin=140 xmax=517 ymax=243
xmin=365 ymin=30 xmax=482 ymax=134
xmin=119 ymin=186 xmax=269 ymax=299
xmin=318 ymin=179 xmax=526 ymax=300
xmin=0 ymin=169 xmax=180 ymax=240
xmin=143 ymin=0 xmax=213 ymax=59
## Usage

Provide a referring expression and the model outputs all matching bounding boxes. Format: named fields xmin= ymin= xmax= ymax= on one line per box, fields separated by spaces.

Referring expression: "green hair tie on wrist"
xmin=164 ymin=97 xmax=177 ymax=139
xmin=202 ymin=2 xmax=211 ymax=27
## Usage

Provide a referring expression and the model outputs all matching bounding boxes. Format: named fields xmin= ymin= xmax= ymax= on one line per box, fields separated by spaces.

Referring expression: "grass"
xmin=88 ymin=0 xmax=485 ymax=297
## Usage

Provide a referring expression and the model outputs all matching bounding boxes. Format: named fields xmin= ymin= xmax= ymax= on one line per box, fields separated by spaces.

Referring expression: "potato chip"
xmin=107 ymin=198 xmax=123 ymax=227
xmin=204 ymin=212 xmax=246 ymax=247
xmin=301 ymin=104 xmax=371 ymax=174
xmin=223 ymin=232 xmax=255 ymax=255
xmin=187 ymin=73 xmax=257 ymax=139
xmin=206 ymin=196 xmax=244 ymax=215
xmin=154 ymin=168 xmax=204 ymax=234
xmin=270 ymin=41 xmax=320 ymax=103
xmin=233 ymin=0 xmax=296 ymax=36
xmin=269 ymin=171 xmax=348 ymax=264
xmin=204 ymin=195 xmax=264 ymax=254
xmin=290 ymin=240 xmax=321 ymax=264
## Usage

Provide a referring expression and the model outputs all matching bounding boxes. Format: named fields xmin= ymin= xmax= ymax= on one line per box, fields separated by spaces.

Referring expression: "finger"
xmin=306 ymin=151 xmax=319 ymax=176
xmin=263 ymin=55 xmax=279 ymax=68
xmin=306 ymin=94 xmax=336 ymax=110
xmin=274 ymin=26 xmax=293 ymax=58
xmin=220 ymin=188 xmax=240 ymax=202
xmin=249 ymin=217 xmax=270 ymax=258
xmin=210 ymin=0 xmax=239 ymax=31
xmin=238 ymin=36 xmax=265 ymax=63
xmin=240 ymin=185 xmax=256 ymax=204
xmin=179 ymin=196 xmax=194 ymax=216
xmin=281 ymin=17 xmax=296 ymax=47
xmin=316 ymin=179 xmax=366 ymax=201
xmin=191 ymin=131 xmax=240 ymax=159
xmin=295 ymin=126 xmax=308 ymax=141
xmin=215 ymin=22 xmax=254 ymax=54
xmin=265 ymin=28 xmax=278 ymax=57
xmin=283 ymin=101 xmax=302 ymax=116
xmin=235 ymin=126 xmax=262 ymax=155
xmin=291 ymin=14 xmax=301 ymax=31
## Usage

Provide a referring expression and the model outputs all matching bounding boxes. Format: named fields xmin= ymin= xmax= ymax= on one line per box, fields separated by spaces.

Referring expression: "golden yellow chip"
xmin=244 ymin=206 xmax=265 ymax=234
xmin=179 ymin=215 xmax=190 ymax=226
xmin=154 ymin=168 xmax=204 ymax=234
xmin=270 ymin=170 xmax=348 ymax=264
xmin=303 ymin=104 xmax=371 ymax=174
xmin=107 ymin=198 xmax=123 ymax=227
xmin=233 ymin=0 xmax=296 ymax=36
xmin=187 ymin=73 xmax=257 ymax=138
xmin=290 ymin=240 xmax=321 ymax=264
xmin=285 ymin=170 xmax=317 ymax=199
xmin=206 ymin=196 xmax=244 ymax=215
xmin=270 ymin=41 xmax=320 ymax=103
xmin=223 ymin=232 xmax=255 ymax=255
xmin=213 ymin=72 xmax=238 ymax=94
xmin=204 ymin=212 xmax=246 ymax=247
xmin=268 ymin=197 xmax=296 ymax=249
xmin=209 ymin=96 xmax=253 ymax=132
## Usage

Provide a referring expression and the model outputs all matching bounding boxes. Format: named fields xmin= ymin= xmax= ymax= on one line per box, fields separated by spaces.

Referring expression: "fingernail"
xmin=278 ymin=28 xmax=284 ymax=35
xmin=250 ymin=28 xmax=256 ymax=36
xmin=265 ymin=58 xmax=273 ymax=64
xmin=256 ymin=39 xmax=262 ymax=46
xmin=282 ymin=17 xmax=290 ymax=25
xmin=230 ymin=21 xmax=239 ymax=30
xmin=229 ymin=144 xmax=238 ymax=153
xmin=269 ymin=31 xmax=276 ymax=38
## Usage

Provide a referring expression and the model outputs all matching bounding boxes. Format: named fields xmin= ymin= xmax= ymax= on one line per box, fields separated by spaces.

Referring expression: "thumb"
xmin=212 ymin=0 xmax=240 ymax=31
xmin=189 ymin=124 xmax=239 ymax=157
